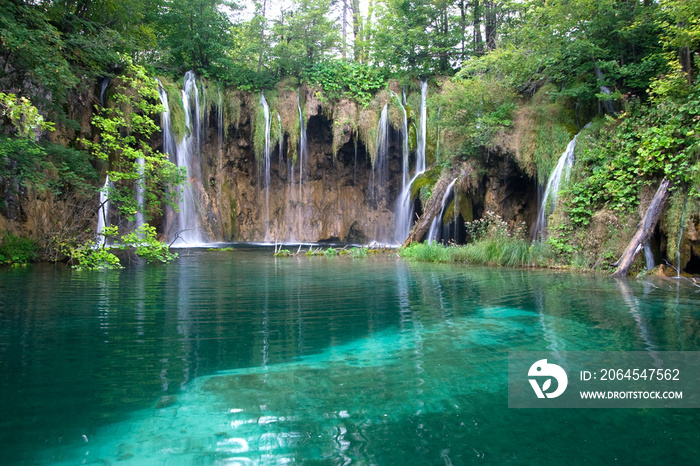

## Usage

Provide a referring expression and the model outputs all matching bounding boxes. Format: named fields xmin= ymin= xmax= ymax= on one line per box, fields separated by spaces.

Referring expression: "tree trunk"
xmin=460 ymin=0 xmax=466 ymax=57
xmin=342 ymin=0 xmax=348 ymax=60
xmin=351 ymin=0 xmax=361 ymax=61
xmin=257 ymin=0 xmax=267 ymax=73
xmin=680 ymin=45 xmax=694 ymax=84
xmin=484 ymin=0 xmax=497 ymax=50
xmin=473 ymin=0 xmax=483 ymax=55
xmin=612 ymin=178 xmax=671 ymax=277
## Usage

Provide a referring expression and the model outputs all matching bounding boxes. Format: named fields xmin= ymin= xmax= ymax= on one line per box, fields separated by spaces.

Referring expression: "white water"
xmin=158 ymin=72 xmax=207 ymax=246
xmin=371 ymin=102 xmax=390 ymax=202
xmin=135 ymin=157 xmax=145 ymax=230
xmin=296 ymin=93 xmax=308 ymax=239
xmin=534 ymin=127 xmax=587 ymax=240
xmin=394 ymin=79 xmax=429 ymax=244
xmin=416 ymin=78 xmax=428 ymax=174
xmin=260 ymin=92 xmax=272 ymax=241
xmin=96 ymin=175 xmax=111 ymax=247
xmin=390 ymin=90 xmax=410 ymax=190
xmin=427 ymin=177 xmax=458 ymax=244
xmin=297 ymin=95 xmax=307 ymax=203
xmin=99 ymin=77 xmax=110 ymax=107
xmin=643 ymin=242 xmax=655 ymax=270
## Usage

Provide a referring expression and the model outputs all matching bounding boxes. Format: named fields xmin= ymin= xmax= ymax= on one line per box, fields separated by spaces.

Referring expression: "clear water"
xmin=1 ymin=250 xmax=699 ymax=465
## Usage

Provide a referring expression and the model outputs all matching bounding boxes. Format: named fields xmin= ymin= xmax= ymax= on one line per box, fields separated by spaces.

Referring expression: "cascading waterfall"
xmin=99 ymin=77 xmax=110 ymax=107
xmin=158 ymin=72 xmax=206 ymax=245
xmin=390 ymin=91 xmax=410 ymax=190
xmin=394 ymin=79 xmax=429 ymax=244
xmin=427 ymin=178 xmax=458 ymax=244
xmin=643 ymin=242 xmax=655 ymax=270
xmin=135 ymin=157 xmax=145 ymax=230
xmin=371 ymin=102 xmax=390 ymax=202
xmin=96 ymin=175 xmax=111 ymax=246
xmin=296 ymin=93 xmax=308 ymax=237
xmin=596 ymin=67 xmax=616 ymax=114
xmin=533 ymin=126 xmax=587 ymax=240
xmin=157 ymin=80 xmax=176 ymax=155
xmin=260 ymin=92 xmax=272 ymax=241
xmin=416 ymin=78 xmax=428 ymax=174
xmin=175 ymin=71 xmax=206 ymax=244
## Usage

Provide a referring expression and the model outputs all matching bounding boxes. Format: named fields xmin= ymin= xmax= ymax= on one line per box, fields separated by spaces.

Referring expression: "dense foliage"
xmin=0 ymin=0 xmax=699 ymax=270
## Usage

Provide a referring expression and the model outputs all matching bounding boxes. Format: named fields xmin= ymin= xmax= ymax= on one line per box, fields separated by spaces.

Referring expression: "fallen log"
xmin=612 ymin=178 xmax=671 ymax=277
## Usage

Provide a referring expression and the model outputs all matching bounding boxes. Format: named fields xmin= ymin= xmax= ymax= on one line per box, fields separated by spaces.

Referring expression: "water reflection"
xmin=0 ymin=252 xmax=699 ymax=464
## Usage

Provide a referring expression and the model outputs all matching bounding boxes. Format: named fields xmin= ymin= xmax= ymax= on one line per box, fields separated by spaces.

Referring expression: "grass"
xmin=399 ymin=239 xmax=556 ymax=268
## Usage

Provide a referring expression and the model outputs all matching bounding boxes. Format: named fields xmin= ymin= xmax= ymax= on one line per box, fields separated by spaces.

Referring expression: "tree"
xmin=157 ymin=0 xmax=240 ymax=74
xmin=372 ymin=0 xmax=462 ymax=75
xmin=81 ymin=56 xmax=185 ymax=222
xmin=271 ymin=0 xmax=339 ymax=78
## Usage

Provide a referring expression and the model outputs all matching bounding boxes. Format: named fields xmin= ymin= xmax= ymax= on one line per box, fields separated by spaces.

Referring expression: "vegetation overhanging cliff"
xmin=0 ymin=0 xmax=699 ymax=276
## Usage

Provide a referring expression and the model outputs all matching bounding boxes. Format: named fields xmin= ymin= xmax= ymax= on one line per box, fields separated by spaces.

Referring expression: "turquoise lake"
xmin=1 ymin=248 xmax=699 ymax=464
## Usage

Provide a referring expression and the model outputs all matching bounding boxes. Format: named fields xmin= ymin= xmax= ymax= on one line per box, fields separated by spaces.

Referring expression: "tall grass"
xmin=399 ymin=211 xmax=556 ymax=267
xmin=399 ymin=239 xmax=555 ymax=268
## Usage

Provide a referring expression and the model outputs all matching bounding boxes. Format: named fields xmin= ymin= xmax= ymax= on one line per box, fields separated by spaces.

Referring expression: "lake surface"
xmin=0 ymin=248 xmax=699 ymax=465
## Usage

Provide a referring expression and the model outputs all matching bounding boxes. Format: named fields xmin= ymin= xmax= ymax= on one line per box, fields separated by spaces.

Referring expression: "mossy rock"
xmin=410 ymin=168 xmax=439 ymax=200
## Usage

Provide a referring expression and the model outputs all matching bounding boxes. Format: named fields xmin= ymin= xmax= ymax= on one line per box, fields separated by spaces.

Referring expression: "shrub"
xmin=0 ymin=233 xmax=39 ymax=266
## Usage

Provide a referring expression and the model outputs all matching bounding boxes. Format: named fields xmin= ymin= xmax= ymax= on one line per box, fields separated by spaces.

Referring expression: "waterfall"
xmin=534 ymin=127 xmax=587 ymax=240
xmin=297 ymin=94 xmax=307 ymax=202
xmin=260 ymin=92 xmax=272 ymax=241
xmin=394 ymin=79 xmax=429 ymax=244
xmin=99 ymin=77 xmax=110 ymax=107
xmin=595 ymin=67 xmax=616 ymax=114
xmin=297 ymin=93 xmax=308 ymax=237
xmin=390 ymin=90 xmax=410 ymax=190
xmin=135 ymin=157 xmax=145 ymax=229
xmin=427 ymin=178 xmax=458 ymax=244
xmin=416 ymin=78 xmax=428 ymax=173
xmin=643 ymin=242 xmax=655 ymax=270
xmin=158 ymin=72 xmax=206 ymax=246
xmin=371 ymin=102 xmax=390 ymax=202
xmin=96 ymin=175 xmax=111 ymax=247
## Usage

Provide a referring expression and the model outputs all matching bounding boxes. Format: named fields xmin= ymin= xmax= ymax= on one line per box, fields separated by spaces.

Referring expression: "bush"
xmin=0 ymin=233 xmax=39 ymax=266
xmin=67 ymin=224 xmax=178 ymax=270
xmin=303 ymin=60 xmax=386 ymax=106
xmin=120 ymin=224 xmax=178 ymax=264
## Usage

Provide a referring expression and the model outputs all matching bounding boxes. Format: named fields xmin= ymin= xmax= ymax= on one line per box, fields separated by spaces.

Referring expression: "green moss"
xmin=410 ymin=168 xmax=439 ymax=200
xmin=158 ymin=77 xmax=186 ymax=142
xmin=253 ymin=94 xmax=266 ymax=162
xmin=510 ymin=83 xmax=578 ymax=182
xmin=274 ymin=83 xmax=301 ymax=163
xmin=223 ymin=87 xmax=242 ymax=136
xmin=443 ymin=194 xmax=473 ymax=224
xmin=331 ymin=100 xmax=358 ymax=156
xmin=665 ymin=192 xmax=699 ymax=261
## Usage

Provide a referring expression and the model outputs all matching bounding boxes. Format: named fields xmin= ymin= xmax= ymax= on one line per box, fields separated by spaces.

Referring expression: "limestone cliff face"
xmin=167 ymin=92 xmax=404 ymax=245
xmin=7 ymin=78 xmax=697 ymax=273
